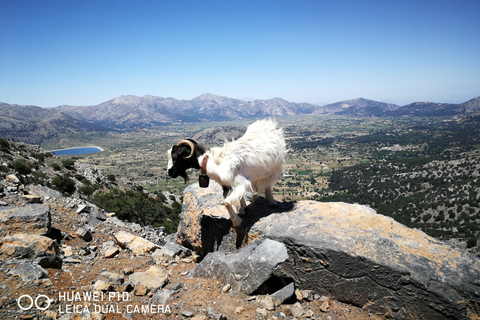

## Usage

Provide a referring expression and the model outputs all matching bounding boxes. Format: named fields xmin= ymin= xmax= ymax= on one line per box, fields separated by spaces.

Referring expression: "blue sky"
xmin=1 ymin=0 xmax=479 ymax=107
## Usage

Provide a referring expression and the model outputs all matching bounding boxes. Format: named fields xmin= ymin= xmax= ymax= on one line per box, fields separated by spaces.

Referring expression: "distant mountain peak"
xmin=193 ymin=93 xmax=227 ymax=101
xmin=111 ymin=95 xmax=143 ymax=104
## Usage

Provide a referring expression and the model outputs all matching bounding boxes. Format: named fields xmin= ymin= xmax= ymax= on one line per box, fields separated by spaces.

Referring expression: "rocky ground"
xmin=0 ymin=174 xmax=379 ymax=320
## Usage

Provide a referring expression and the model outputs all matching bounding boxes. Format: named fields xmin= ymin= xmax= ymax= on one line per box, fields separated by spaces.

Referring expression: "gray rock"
xmin=77 ymin=203 xmax=107 ymax=228
xmin=150 ymin=289 xmax=174 ymax=305
xmin=33 ymin=255 xmax=63 ymax=269
xmin=98 ymin=271 xmax=125 ymax=287
xmin=189 ymin=239 xmax=288 ymax=294
xmin=0 ymin=204 xmax=51 ymax=235
xmin=206 ymin=306 xmax=226 ymax=320
xmin=76 ymin=227 xmax=93 ymax=242
xmin=270 ymin=282 xmax=295 ymax=304
xmin=181 ymin=311 xmax=194 ymax=317
xmin=179 ymin=182 xmax=480 ymax=320
xmin=9 ymin=261 xmax=49 ymax=281
xmin=27 ymin=185 xmax=64 ymax=200
xmin=155 ymin=241 xmax=191 ymax=260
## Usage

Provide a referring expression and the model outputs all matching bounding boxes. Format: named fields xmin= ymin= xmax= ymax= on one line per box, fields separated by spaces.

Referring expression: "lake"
xmin=50 ymin=146 xmax=104 ymax=156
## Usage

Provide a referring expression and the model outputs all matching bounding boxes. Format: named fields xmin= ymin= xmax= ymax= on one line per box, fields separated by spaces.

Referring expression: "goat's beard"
xmin=168 ymin=167 xmax=189 ymax=183
xmin=179 ymin=171 xmax=189 ymax=183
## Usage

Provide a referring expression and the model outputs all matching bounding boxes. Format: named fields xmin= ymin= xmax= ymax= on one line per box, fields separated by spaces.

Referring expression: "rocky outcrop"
xmin=178 ymin=182 xmax=480 ymax=320
xmin=0 ymin=233 xmax=59 ymax=259
xmin=0 ymin=204 xmax=51 ymax=235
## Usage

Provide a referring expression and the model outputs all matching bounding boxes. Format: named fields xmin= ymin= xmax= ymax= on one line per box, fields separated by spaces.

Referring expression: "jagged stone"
xmin=76 ymin=227 xmax=93 ymax=242
xmin=150 ymin=289 xmax=174 ymax=305
xmin=260 ymin=295 xmax=275 ymax=311
xmin=153 ymin=241 xmax=190 ymax=263
xmin=22 ymin=194 xmax=42 ymax=203
xmin=127 ymin=266 xmax=169 ymax=291
xmin=8 ymin=261 xmax=49 ymax=281
xmin=320 ymin=299 xmax=330 ymax=312
xmin=98 ymin=271 xmax=125 ymax=288
xmin=270 ymin=282 xmax=295 ymax=304
xmin=133 ymin=284 xmax=147 ymax=296
xmin=5 ymin=175 xmax=20 ymax=185
xmin=76 ymin=203 xmax=107 ymax=228
xmin=178 ymin=182 xmax=480 ymax=320
xmin=62 ymin=245 xmax=73 ymax=256
xmin=177 ymin=183 xmax=234 ymax=256
xmin=33 ymin=255 xmax=63 ymax=269
xmin=114 ymin=231 xmax=159 ymax=255
xmin=290 ymin=302 xmax=305 ymax=318
xmin=0 ymin=204 xmax=51 ymax=235
xmin=26 ymin=185 xmax=64 ymax=200
xmin=103 ymin=246 xmax=119 ymax=258
xmin=189 ymin=239 xmax=288 ymax=295
xmin=0 ymin=233 xmax=59 ymax=258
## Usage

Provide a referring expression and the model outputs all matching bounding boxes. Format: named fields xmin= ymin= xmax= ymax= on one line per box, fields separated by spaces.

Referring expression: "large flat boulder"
xmin=177 ymin=182 xmax=480 ymax=320
xmin=0 ymin=233 xmax=60 ymax=258
xmin=0 ymin=204 xmax=51 ymax=235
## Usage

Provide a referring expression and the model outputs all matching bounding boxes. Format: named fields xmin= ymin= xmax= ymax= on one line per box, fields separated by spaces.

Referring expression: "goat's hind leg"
xmin=265 ymin=185 xmax=277 ymax=206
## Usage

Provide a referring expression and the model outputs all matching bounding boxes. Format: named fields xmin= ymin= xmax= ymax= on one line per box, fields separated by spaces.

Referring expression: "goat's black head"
xmin=167 ymin=139 xmax=205 ymax=182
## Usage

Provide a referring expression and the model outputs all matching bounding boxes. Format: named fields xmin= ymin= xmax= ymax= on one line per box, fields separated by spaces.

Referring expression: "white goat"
xmin=167 ymin=119 xmax=286 ymax=227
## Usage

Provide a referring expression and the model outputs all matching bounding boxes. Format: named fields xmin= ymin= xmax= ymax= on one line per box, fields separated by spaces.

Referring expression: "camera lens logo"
xmin=17 ymin=294 xmax=51 ymax=311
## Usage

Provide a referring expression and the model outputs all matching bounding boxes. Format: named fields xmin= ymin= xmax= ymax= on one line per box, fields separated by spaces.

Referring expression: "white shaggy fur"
xmin=198 ymin=119 xmax=286 ymax=227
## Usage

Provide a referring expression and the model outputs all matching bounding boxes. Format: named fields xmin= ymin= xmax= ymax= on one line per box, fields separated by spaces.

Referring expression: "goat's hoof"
xmin=268 ymin=201 xmax=278 ymax=207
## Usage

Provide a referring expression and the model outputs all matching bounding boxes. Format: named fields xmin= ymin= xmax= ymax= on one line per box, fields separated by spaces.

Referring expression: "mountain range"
xmin=1 ymin=94 xmax=479 ymax=143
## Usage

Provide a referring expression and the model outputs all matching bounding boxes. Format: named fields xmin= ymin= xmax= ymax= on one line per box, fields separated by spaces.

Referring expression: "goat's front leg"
xmin=239 ymin=197 xmax=247 ymax=215
xmin=224 ymin=177 xmax=251 ymax=227
xmin=224 ymin=201 xmax=243 ymax=227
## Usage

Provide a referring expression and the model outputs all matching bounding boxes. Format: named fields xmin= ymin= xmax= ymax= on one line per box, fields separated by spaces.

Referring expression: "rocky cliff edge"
xmin=178 ymin=182 xmax=480 ymax=320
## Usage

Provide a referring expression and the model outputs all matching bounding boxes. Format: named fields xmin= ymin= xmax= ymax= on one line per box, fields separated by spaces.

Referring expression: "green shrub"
xmin=0 ymin=139 xmax=10 ymax=153
xmin=51 ymin=174 xmax=76 ymax=196
xmin=51 ymin=163 xmax=62 ymax=171
xmin=31 ymin=171 xmax=48 ymax=185
xmin=13 ymin=159 xmax=33 ymax=175
xmin=90 ymin=188 xmax=179 ymax=233
xmin=31 ymin=152 xmax=47 ymax=162
xmin=74 ymin=174 xmax=86 ymax=181
xmin=78 ymin=184 xmax=98 ymax=196
xmin=62 ymin=159 xmax=75 ymax=170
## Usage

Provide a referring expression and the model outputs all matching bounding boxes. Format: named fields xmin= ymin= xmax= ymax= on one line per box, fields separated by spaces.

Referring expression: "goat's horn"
xmin=177 ymin=140 xmax=195 ymax=159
